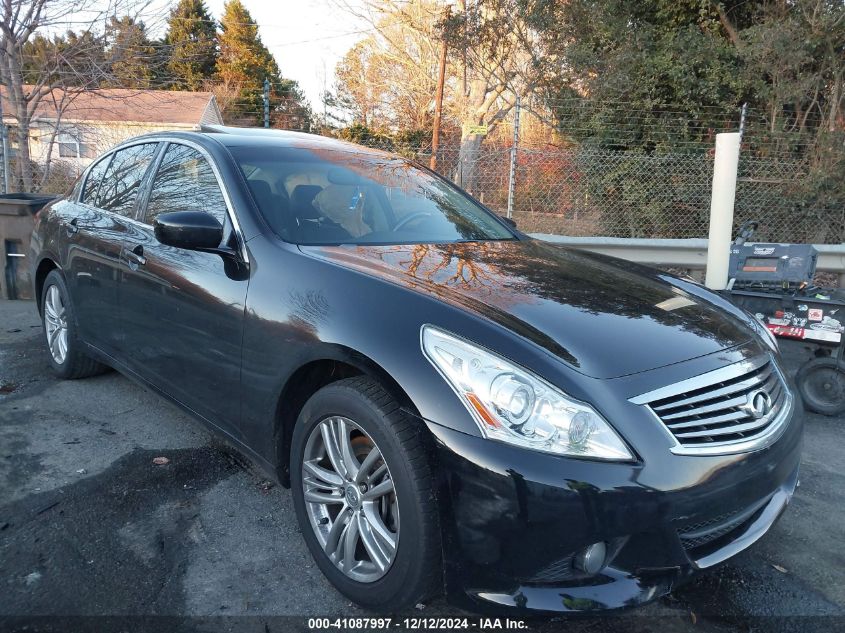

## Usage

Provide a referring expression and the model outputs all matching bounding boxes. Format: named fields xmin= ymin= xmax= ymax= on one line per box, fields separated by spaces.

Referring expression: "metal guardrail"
xmin=531 ymin=234 xmax=845 ymax=284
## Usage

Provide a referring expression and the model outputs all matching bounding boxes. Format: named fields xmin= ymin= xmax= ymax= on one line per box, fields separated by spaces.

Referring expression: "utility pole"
xmin=459 ymin=0 xmax=467 ymax=98
xmin=506 ymin=95 xmax=521 ymax=219
xmin=430 ymin=9 xmax=449 ymax=171
xmin=1 ymin=125 xmax=8 ymax=194
xmin=430 ymin=40 xmax=447 ymax=171
xmin=0 ymin=87 xmax=8 ymax=193
xmin=322 ymin=60 xmax=328 ymax=126
xmin=263 ymin=78 xmax=270 ymax=129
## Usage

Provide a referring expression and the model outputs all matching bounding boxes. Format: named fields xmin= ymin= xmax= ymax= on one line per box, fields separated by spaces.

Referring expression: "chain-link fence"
xmin=359 ymin=140 xmax=837 ymax=243
xmin=18 ymin=114 xmax=840 ymax=245
xmin=511 ymin=148 xmax=715 ymax=239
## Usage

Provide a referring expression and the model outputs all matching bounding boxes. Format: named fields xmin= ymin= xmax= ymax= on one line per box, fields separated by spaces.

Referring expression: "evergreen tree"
xmin=216 ymin=0 xmax=309 ymax=127
xmin=105 ymin=16 xmax=157 ymax=88
xmin=22 ymin=32 xmax=107 ymax=88
xmin=164 ymin=0 xmax=218 ymax=91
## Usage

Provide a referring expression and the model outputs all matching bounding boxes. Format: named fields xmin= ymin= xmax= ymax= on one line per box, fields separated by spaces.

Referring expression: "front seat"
xmin=290 ymin=185 xmax=323 ymax=224
xmin=247 ymin=179 xmax=291 ymax=238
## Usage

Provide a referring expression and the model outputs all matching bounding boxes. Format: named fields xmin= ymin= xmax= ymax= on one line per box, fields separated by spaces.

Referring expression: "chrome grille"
xmin=631 ymin=355 xmax=793 ymax=456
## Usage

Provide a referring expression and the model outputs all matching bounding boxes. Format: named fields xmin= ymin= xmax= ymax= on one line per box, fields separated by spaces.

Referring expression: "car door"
xmin=118 ymin=141 xmax=249 ymax=438
xmin=65 ymin=142 xmax=160 ymax=355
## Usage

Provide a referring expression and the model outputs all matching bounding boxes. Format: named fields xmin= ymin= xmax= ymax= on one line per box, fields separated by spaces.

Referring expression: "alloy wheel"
xmin=43 ymin=284 xmax=68 ymax=365
xmin=302 ymin=416 xmax=399 ymax=583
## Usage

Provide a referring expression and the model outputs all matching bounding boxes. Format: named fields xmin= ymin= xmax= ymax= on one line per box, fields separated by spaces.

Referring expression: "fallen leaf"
xmin=152 ymin=456 xmax=170 ymax=465
xmin=772 ymin=564 xmax=788 ymax=573
xmin=75 ymin=468 xmax=87 ymax=474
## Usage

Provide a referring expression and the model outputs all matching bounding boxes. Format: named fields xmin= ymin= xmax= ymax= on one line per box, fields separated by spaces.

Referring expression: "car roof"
xmin=130 ymin=125 xmax=396 ymax=158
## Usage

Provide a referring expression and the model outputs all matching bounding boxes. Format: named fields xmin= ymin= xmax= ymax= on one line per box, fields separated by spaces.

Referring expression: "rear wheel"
xmin=796 ymin=356 xmax=845 ymax=416
xmin=40 ymin=270 xmax=107 ymax=379
xmin=290 ymin=377 xmax=440 ymax=611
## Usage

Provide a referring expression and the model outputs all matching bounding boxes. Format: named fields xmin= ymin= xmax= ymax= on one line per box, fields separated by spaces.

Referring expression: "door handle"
xmin=123 ymin=244 xmax=146 ymax=268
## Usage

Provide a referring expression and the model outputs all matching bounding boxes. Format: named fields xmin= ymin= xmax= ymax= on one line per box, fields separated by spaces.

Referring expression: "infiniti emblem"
xmin=344 ymin=485 xmax=361 ymax=508
xmin=740 ymin=389 xmax=772 ymax=419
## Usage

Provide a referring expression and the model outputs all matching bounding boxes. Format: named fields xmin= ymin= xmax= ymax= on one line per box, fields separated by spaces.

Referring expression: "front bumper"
xmin=426 ymin=402 xmax=802 ymax=614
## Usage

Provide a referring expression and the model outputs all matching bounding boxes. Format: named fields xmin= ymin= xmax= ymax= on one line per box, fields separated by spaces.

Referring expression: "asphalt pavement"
xmin=1 ymin=298 xmax=843 ymax=632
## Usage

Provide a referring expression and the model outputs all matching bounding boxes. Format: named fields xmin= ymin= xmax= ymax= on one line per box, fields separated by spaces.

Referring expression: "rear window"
xmin=229 ymin=145 xmax=514 ymax=246
xmin=81 ymin=154 xmax=113 ymax=205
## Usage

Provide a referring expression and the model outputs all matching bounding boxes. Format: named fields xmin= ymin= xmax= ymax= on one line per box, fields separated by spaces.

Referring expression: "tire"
xmin=796 ymin=356 xmax=845 ymax=416
xmin=40 ymin=269 xmax=107 ymax=379
xmin=290 ymin=376 xmax=441 ymax=611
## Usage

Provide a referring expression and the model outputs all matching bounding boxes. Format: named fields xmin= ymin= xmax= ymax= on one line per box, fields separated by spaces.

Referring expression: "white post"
xmin=705 ymin=132 xmax=741 ymax=290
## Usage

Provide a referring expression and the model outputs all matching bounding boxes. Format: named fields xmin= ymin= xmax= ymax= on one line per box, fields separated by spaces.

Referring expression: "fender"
xmin=31 ymin=251 xmax=63 ymax=311
xmin=267 ymin=342 xmax=420 ymax=485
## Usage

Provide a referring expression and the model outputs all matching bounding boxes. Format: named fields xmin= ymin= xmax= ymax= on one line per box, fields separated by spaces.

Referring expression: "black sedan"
xmin=29 ymin=127 xmax=801 ymax=614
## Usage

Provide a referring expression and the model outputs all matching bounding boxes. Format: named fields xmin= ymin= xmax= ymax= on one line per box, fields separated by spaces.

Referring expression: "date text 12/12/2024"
xmin=307 ymin=618 xmax=529 ymax=630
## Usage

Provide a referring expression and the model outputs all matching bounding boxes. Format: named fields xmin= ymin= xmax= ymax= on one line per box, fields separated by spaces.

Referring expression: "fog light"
xmin=574 ymin=542 xmax=607 ymax=575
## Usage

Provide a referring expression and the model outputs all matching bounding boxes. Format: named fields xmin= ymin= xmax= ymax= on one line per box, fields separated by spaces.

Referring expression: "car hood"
xmin=300 ymin=239 xmax=754 ymax=378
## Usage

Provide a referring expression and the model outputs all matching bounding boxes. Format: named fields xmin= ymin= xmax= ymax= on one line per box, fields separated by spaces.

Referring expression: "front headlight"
xmin=421 ymin=326 xmax=633 ymax=461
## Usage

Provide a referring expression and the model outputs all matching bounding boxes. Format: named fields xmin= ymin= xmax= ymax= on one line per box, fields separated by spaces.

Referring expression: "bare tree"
xmin=332 ymin=0 xmax=542 ymax=192
xmin=0 ymin=0 xmax=144 ymax=191
xmin=446 ymin=0 xmax=541 ymax=191
xmin=333 ymin=0 xmax=441 ymax=132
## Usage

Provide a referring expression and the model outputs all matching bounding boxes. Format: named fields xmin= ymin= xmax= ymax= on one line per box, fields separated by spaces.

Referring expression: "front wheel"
xmin=290 ymin=377 xmax=441 ymax=611
xmin=40 ymin=269 xmax=107 ymax=379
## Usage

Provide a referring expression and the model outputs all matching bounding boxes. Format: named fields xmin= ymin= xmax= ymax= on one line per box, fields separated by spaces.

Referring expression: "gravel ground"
xmin=1 ymin=298 xmax=843 ymax=632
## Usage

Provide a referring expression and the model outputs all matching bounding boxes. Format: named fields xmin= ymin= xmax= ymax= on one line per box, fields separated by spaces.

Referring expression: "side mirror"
xmin=154 ymin=211 xmax=223 ymax=251
xmin=500 ymin=215 xmax=517 ymax=228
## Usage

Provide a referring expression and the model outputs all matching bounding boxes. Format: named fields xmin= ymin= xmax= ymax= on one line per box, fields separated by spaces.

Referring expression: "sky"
xmin=56 ymin=0 xmax=374 ymax=109
xmin=201 ymin=0 xmax=372 ymax=109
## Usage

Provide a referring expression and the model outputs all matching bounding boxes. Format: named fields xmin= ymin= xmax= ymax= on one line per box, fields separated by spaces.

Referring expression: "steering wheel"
xmin=393 ymin=212 xmax=433 ymax=231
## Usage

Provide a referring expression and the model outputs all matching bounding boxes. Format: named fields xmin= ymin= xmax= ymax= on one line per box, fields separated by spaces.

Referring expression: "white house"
xmin=1 ymin=87 xmax=223 ymax=177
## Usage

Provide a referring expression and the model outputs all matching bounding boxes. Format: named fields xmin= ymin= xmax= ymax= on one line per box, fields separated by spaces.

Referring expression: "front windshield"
xmin=228 ymin=145 xmax=516 ymax=245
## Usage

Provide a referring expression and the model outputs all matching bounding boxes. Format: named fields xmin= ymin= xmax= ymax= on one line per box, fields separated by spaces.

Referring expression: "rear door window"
xmin=95 ymin=143 xmax=159 ymax=216
xmin=81 ymin=154 xmax=113 ymax=205
xmin=143 ymin=144 xmax=227 ymax=226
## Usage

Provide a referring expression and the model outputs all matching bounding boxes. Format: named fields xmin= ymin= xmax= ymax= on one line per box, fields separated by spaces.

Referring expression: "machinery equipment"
xmin=727 ymin=221 xmax=845 ymax=416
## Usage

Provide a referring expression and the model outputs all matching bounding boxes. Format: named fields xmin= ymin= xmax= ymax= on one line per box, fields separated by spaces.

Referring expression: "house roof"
xmin=1 ymin=87 xmax=222 ymax=126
